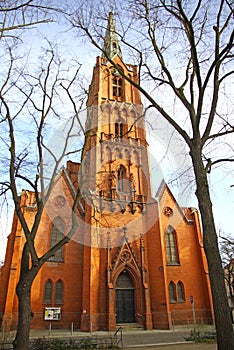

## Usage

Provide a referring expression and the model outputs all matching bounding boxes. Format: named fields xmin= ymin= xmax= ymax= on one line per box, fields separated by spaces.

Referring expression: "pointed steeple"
xmin=102 ymin=11 xmax=123 ymax=60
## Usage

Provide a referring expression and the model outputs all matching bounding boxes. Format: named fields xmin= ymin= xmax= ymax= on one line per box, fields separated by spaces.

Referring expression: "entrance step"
xmin=116 ymin=323 xmax=144 ymax=331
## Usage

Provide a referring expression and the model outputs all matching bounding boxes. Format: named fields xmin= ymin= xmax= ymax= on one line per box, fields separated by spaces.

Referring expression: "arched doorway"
xmin=116 ymin=271 xmax=135 ymax=323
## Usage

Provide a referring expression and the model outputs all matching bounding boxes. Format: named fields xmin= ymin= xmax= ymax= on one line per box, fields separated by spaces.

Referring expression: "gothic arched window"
xmin=168 ymin=281 xmax=176 ymax=303
xmin=118 ymin=165 xmax=126 ymax=192
xmin=50 ymin=217 xmax=64 ymax=261
xmin=177 ymin=281 xmax=185 ymax=302
xmin=165 ymin=226 xmax=179 ymax=265
xmin=44 ymin=280 xmax=52 ymax=304
xmin=55 ymin=280 xmax=63 ymax=304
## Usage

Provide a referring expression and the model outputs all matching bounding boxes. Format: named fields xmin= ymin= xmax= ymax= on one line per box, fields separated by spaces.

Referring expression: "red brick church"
xmin=0 ymin=13 xmax=213 ymax=332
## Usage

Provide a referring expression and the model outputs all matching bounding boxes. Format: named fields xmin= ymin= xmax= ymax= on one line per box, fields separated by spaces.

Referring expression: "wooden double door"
xmin=116 ymin=272 xmax=135 ymax=324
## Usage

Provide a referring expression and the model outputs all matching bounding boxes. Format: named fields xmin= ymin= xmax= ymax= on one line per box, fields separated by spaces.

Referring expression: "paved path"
xmin=1 ymin=327 xmax=217 ymax=349
xmin=30 ymin=327 xmax=217 ymax=349
xmin=120 ymin=329 xmax=217 ymax=349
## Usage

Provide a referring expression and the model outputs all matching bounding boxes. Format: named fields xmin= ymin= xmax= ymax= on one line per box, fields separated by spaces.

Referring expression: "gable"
xmin=156 ymin=180 xmax=194 ymax=225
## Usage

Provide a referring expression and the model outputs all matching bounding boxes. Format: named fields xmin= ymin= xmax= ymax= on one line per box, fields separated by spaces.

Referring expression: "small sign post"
xmin=190 ymin=295 xmax=196 ymax=327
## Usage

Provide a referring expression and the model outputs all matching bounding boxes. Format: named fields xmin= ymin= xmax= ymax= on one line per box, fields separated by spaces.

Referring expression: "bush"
xmin=185 ymin=329 xmax=216 ymax=343
xmin=31 ymin=337 xmax=119 ymax=349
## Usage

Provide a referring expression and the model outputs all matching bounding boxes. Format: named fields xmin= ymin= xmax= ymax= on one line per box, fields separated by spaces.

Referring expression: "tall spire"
xmin=102 ymin=11 xmax=123 ymax=60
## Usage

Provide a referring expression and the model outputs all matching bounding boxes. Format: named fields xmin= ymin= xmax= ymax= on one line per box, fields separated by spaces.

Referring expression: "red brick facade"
xmin=0 ymin=13 xmax=213 ymax=332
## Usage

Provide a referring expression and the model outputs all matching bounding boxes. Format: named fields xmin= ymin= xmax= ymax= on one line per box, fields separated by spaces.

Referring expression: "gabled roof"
xmin=156 ymin=179 xmax=195 ymax=224
xmin=112 ymin=230 xmax=140 ymax=273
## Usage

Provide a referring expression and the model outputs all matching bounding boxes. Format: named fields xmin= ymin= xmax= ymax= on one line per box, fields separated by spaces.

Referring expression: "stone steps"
xmin=116 ymin=323 xmax=145 ymax=331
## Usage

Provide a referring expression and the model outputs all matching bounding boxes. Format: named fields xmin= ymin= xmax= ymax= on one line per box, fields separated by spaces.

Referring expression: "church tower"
xmin=78 ymin=12 xmax=213 ymax=332
xmin=79 ymin=12 xmax=155 ymax=331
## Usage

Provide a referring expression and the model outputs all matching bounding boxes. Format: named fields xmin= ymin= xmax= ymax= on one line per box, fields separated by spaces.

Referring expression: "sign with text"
xmin=44 ymin=307 xmax=61 ymax=320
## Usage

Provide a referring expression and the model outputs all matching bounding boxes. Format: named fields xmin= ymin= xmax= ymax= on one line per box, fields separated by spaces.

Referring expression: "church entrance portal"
xmin=116 ymin=271 xmax=135 ymax=323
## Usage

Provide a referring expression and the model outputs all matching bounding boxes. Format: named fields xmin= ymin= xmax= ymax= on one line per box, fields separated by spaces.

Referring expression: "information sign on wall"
xmin=44 ymin=307 xmax=61 ymax=320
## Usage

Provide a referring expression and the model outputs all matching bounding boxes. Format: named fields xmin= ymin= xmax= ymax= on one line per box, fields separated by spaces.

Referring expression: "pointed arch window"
xmin=50 ymin=217 xmax=64 ymax=262
xmin=168 ymin=281 xmax=176 ymax=303
xmin=118 ymin=165 xmax=126 ymax=192
xmin=44 ymin=280 xmax=52 ymax=304
xmin=55 ymin=280 xmax=63 ymax=304
xmin=165 ymin=226 xmax=179 ymax=265
xmin=177 ymin=281 xmax=185 ymax=302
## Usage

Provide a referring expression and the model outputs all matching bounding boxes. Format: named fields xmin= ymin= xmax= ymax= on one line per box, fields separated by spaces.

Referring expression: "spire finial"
xmin=102 ymin=11 xmax=123 ymax=60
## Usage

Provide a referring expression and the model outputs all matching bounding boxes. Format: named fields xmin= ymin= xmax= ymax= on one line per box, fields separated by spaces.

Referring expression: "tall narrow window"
xmin=118 ymin=78 xmax=122 ymax=96
xmin=55 ymin=280 xmax=63 ymax=304
xmin=44 ymin=280 xmax=52 ymax=304
xmin=118 ymin=165 xmax=126 ymax=192
xmin=115 ymin=122 xmax=124 ymax=140
xmin=50 ymin=217 xmax=64 ymax=261
xmin=168 ymin=281 xmax=176 ymax=303
xmin=120 ymin=123 xmax=123 ymax=138
xmin=165 ymin=226 xmax=179 ymax=264
xmin=177 ymin=281 xmax=185 ymax=302
xmin=113 ymin=77 xmax=118 ymax=97
xmin=115 ymin=122 xmax=119 ymax=138
xmin=113 ymin=77 xmax=122 ymax=97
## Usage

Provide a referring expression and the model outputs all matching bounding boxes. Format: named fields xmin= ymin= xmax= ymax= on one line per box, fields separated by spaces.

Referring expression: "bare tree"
xmin=0 ymin=34 xmax=86 ymax=350
xmin=0 ymin=3 xmax=89 ymax=349
xmin=67 ymin=0 xmax=234 ymax=349
xmin=0 ymin=0 xmax=56 ymax=40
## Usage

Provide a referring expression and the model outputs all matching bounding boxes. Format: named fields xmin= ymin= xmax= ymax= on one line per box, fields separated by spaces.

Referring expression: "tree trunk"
xmin=12 ymin=242 xmax=39 ymax=350
xmin=12 ymin=275 xmax=34 ymax=350
xmin=190 ymin=144 xmax=234 ymax=350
